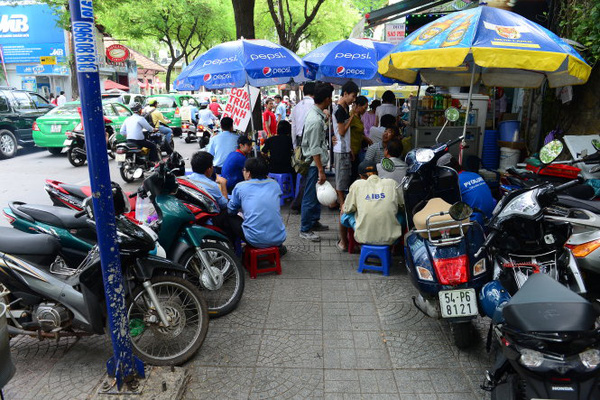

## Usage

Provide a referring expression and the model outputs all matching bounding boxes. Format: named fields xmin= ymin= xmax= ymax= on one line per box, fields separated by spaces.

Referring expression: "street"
xmin=1 ymin=139 xmax=491 ymax=399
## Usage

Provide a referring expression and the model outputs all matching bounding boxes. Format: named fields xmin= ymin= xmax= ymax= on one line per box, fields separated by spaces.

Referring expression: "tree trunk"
xmin=165 ymin=59 xmax=178 ymax=93
xmin=231 ymin=0 xmax=256 ymax=39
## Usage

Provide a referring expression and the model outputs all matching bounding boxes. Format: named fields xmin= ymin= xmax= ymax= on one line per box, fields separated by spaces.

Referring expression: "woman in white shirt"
xmin=375 ymin=90 xmax=399 ymax=127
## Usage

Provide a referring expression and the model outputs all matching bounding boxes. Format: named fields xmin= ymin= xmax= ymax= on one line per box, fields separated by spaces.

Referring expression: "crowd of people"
xmin=120 ymin=80 xmax=496 ymax=256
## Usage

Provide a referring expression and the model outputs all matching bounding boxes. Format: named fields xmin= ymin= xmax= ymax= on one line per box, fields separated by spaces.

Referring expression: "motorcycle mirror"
xmin=415 ymin=148 xmax=435 ymax=163
xmin=81 ymin=197 xmax=94 ymax=219
xmin=133 ymin=168 xmax=144 ymax=179
xmin=539 ymin=140 xmax=563 ymax=164
xmin=593 ymin=139 xmax=600 ymax=152
xmin=449 ymin=202 xmax=473 ymax=221
xmin=444 ymin=107 xmax=460 ymax=122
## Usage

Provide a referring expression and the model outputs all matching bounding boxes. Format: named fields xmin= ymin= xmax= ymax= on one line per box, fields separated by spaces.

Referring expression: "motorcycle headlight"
xmin=498 ymin=190 xmax=541 ymax=220
xmin=473 ymin=259 xmax=486 ymax=276
xmin=519 ymin=349 xmax=544 ymax=368
xmin=579 ymin=349 xmax=600 ymax=370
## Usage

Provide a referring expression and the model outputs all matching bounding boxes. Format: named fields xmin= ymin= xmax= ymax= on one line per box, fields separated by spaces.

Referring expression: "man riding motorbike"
xmin=120 ymin=102 xmax=159 ymax=162
xmin=146 ymin=98 xmax=173 ymax=155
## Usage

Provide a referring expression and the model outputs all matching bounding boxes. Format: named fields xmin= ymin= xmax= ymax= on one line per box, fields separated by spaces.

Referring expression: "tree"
xmin=99 ymin=0 xmax=233 ymax=91
xmin=255 ymin=0 xmax=361 ymax=54
xmin=265 ymin=0 xmax=327 ymax=52
xmin=231 ymin=0 xmax=256 ymax=39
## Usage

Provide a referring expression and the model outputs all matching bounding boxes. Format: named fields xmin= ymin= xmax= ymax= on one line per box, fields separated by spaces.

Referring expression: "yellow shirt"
xmin=149 ymin=107 xmax=170 ymax=128
xmin=343 ymin=175 xmax=403 ymax=245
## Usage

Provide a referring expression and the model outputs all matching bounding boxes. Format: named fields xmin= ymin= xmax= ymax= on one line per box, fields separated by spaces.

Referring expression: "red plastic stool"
xmin=243 ymin=245 xmax=282 ymax=279
xmin=347 ymin=228 xmax=358 ymax=254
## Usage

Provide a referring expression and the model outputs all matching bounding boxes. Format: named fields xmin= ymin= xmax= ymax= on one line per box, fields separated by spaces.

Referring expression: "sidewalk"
xmin=4 ymin=205 xmax=491 ymax=399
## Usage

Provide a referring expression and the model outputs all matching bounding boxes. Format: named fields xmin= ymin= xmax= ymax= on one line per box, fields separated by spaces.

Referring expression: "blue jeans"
xmin=301 ymin=166 xmax=321 ymax=232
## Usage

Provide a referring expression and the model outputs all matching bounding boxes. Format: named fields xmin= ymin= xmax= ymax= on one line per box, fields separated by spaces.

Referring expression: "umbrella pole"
xmin=460 ymin=65 xmax=477 ymax=166
xmin=246 ymin=83 xmax=258 ymax=157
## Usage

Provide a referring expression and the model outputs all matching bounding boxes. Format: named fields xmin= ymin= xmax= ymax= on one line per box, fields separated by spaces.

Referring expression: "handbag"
xmin=292 ymin=146 xmax=312 ymax=176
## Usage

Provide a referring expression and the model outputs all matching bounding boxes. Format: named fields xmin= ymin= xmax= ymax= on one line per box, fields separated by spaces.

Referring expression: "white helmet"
xmin=316 ymin=181 xmax=337 ymax=206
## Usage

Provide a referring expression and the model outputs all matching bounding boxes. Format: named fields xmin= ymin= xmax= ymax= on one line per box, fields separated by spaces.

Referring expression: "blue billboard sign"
xmin=0 ymin=3 xmax=66 ymax=63
xmin=16 ymin=64 xmax=69 ymax=75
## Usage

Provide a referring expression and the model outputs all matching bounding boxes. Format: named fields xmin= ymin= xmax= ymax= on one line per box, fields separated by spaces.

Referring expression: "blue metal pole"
xmin=67 ymin=0 xmax=144 ymax=389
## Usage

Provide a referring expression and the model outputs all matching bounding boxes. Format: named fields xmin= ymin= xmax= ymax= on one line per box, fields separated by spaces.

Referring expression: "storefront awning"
xmin=366 ymin=0 xmax=452 ymax=27
xmin=104 ymin=79 xmax=129 ymax=91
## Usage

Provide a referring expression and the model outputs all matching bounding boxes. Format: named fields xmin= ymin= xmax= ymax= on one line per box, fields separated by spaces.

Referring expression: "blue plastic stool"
xmin=268 ymin=173 xmax=294 ymax=206
xmin=358 ymin=245 xmax=391 ymax=276
xmin=294 ymin=174 xmax=303 ymax=201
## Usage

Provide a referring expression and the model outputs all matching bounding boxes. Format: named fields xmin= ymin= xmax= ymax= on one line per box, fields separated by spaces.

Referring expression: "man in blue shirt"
xmin=442 ymin=156 xmax=497 ymax=226
xmin=205 ymin=117 xmax=239 ymax=173
xmin=228 ymin=157 xmax=287 ymax=253
xmin=222 ymin=136 xmax=252 ymax=192
xmin=274 ymin=95 xmax=287 ymax=123
xmin=188 ymin=151 xmax=228 ymax=210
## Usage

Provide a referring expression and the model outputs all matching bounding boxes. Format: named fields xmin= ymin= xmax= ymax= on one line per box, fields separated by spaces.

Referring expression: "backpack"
xmin=142 ymin=109 xmax=155 ymax=126
xmin=291 ymin=127 xmax=312 ymax=175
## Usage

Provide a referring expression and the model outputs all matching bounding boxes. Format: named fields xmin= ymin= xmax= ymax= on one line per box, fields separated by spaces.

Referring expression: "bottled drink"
xmin=440 ymin=16 xmax=473 ymax=48
xmin=410 ymin=13 xmax=465 ymax=46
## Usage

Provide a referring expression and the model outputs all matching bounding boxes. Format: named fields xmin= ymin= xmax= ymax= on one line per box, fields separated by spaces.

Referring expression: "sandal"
xmin=336 ymin=240 xmax=348 ymax=252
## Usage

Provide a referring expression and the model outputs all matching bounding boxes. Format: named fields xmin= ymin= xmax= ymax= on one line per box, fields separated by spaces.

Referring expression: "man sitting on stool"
xmin=341 ymin=160 xmax=404 ymax=246
xmin=228 ymin=157 xmax=287 ymax=255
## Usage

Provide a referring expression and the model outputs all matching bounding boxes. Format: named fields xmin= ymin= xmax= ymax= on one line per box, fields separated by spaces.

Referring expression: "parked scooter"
xmin=403 ymin=108 xmax=491 ymax=348
xmin=8 ymin=167 xmax=243 ymax=318
xmin=477 ymin=141 xmax=588 ymax=297
xmin=0 ymin=188 xmax=209 ymax=366
xmin=64 ymin=119 xmax=123 ymax=167
xmin=482 ymin=273 xmax=600 ymax=399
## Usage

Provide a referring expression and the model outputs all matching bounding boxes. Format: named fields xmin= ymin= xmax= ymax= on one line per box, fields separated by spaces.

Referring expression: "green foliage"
xmin=255 ymin=0 xmax=361 ymax=54
xmin=558 ymin=0 xmax=600 ymax=65
xmin=351 ymin=0 xmax=387 ymax=16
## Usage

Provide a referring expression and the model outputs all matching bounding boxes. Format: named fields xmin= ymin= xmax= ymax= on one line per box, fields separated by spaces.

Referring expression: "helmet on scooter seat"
xmin=166 ymin=152 xmax=186 ymax=176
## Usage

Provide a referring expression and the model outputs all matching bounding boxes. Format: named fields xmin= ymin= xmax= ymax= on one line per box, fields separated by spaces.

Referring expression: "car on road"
xmin=145 ymin=94 xmax=200 ymax=136
xmin=101 ymin=92 xmax=146 ymax=108
xmin=33 ymin=101 xmax=133 ymax=154
xmin=0 ymin=87 xmax=54 ymax=159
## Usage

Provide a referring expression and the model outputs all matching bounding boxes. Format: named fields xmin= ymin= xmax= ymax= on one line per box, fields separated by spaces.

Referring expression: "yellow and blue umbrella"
xmin=378 ymin=6 xmax=591 ymax=88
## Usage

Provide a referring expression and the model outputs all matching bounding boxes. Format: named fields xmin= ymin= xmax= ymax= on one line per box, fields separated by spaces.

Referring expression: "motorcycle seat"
xmin=59 ymin=184 xmax=91 ymax=200
xmin=11 ymin=203 xmax=89 ymax=229
xmin=0 ymin=227 xmax=60 ymax=255
xmin=413 ymin=198 xmax=468 ymax=238
xmin=503 ymin=273 xmax=597 ymax=332
xmin=557 ymin=195 xmax=600 ymax=214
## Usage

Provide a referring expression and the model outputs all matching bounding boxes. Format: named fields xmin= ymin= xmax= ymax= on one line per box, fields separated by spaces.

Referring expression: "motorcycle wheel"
xmin=450 ymin=321 xmax=474 ymax=349
xmin=179 ymin=242 xmax=244 ymax=318
xmin=184 ymin=136 xmax=191 ymax=144
xmin=120 ymin=159 xmax=136 ymax=183
xmin=108 ymin=133 xmax=117 ymax=159
xmin=127 ymin=276 xmax=208 ymax=366
xmin=491 ymin=374 xmax=519 ymax=400
xmin=67 ymin=147 xmax=86 ymax=167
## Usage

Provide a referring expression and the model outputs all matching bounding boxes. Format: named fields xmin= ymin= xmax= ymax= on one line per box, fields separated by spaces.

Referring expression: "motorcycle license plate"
xmin=63 ymin=139 xmax=72 ymax=146
xmin=439 ymin=288 xmax=478 ymax=318
xmin=116 ymin=153 xmax=126 ymax=162
xmin=51 ymin=124 xmax=62 ymax=133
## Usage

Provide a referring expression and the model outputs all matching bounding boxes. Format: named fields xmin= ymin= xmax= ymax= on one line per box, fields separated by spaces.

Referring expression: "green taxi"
xmin=145 ymin=94 xmax=200 ymax=136
xmin=33 ymin=101 xmax=133 ymax=154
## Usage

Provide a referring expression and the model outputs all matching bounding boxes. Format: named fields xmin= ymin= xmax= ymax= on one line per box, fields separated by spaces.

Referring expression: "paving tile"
xmin=210 ymin=299 xmax=269 ymax=330
xmin=273 ymin=278 xmax=323 ymax=301
xmin=323 ymin=330 xmax=391 ymax=369
xmin=184 ymin=366 xmax=253 ymax=399
xmin=250 ymin=367 xmax=323 ymax=399
xmin=393 ymin=369 xmax=480 ymax=398
xmin=375 ymin=300 xmax=438 ymax=330
xmin=257 ymin=330 xmax=324 ymax=368
xmin=323 ymin=302 xmax=380 ymax=331
xmin=385 ymin=329 xmax=458 ymax=369
xmin=266 ymin=300 xmax=322 ymax=330
xmin=191 ymin=327 xmax=262 ymax=367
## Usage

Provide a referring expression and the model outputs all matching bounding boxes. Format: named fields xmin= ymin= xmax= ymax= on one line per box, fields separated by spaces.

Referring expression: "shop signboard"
xmin=221 ymin=85 xmax=260 ymax=131
xmin=0 ymin=2 xmax=66 ymax=63
xmin=40 ymin=56 xmax=56 ymax=65
xmin=16 ymin=64 xmax=69 ymax=75
xmin=386 ymin=23 xmax=406 ymax=45
xmin=20 ymin=76 xmax=36 ymax=91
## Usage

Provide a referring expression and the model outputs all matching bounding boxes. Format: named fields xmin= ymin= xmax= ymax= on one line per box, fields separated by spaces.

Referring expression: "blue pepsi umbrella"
xmin=173 ymin=39 xmax=313 ymax=91
xmin=303 ymin=39 xmax=401 ymax=86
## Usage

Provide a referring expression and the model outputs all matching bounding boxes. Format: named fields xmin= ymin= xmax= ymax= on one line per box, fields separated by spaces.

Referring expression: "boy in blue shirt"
xmin=221 ymin=136 xmax=253 ymax=193
xmin=205 ymin=117 xmax=239 ymax=173
xmin=228 ymin=157 xmax=287 ymax=254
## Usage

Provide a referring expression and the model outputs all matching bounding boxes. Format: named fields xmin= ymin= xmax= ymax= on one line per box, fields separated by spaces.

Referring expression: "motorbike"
xmin=477 ymin=141 xmax=588 ymax=297
xmin=181 ymin=120 xmax=198 ymax=143
xmin=482 ymin=273 xmax=600 ymax=399
xmin=64 ymin=119 xmax=123 ymax=167
xmin=402 ymin=114 xmax=491 ymax=349
xmin=115 ymin=130 xmax=176 ymax=183
xmin=8 ymin=168 xmax=243 ymax=318
xmin=0 ymin=187 xmax=209 ymax=366
xmin=198 ymin=125 xmax=215 ymax=149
